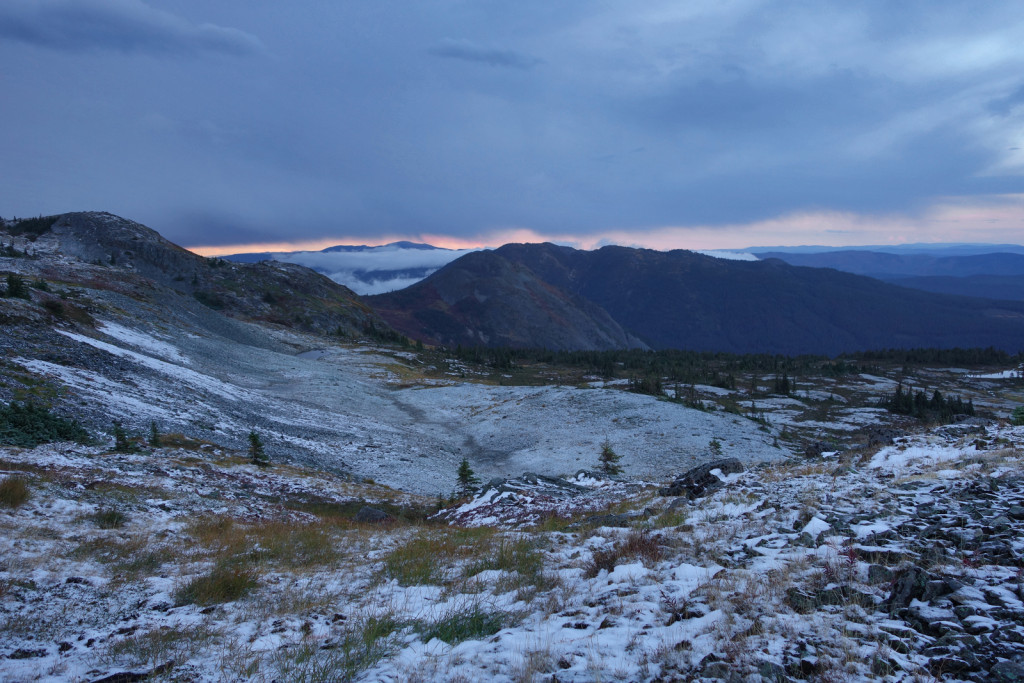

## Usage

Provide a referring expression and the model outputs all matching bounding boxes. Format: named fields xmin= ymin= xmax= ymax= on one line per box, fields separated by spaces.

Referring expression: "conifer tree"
xmin=112 ymin=421 xmax=131 ymax=452
xmin=598 ymin=440 xmax=622 ymax=475
xmin=148 ymin=421 xmax=161 ymax=448
xmin=248 ymin=430 xmax=269 ymax=467
xmin=457 ymin=457 xmax=479 ymax=495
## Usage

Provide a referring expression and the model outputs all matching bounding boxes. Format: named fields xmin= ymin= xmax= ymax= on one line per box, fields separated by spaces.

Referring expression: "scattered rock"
xmin=354 ymin=506 xmax=390 ymax=524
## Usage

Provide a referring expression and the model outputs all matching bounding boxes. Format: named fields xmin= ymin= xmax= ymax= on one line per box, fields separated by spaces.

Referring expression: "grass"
xmin=585 ymin=529 xmax=663 ymax=578
xmin=269 ymin=613 xmax=402 ymax=682
xmin=102 ymin=624 xmax=216 ymax=671
xmin=414 ymin=602 xmax=508 ymax=644
xmin=175 ymin=565 xmax=260 ymax=606
xmin=93 ymin=507 xmax=127 ymax=529
xmin=0 ymin=476 xmax=30 ymax=509
xmin=187 ymin=515 xmax=342 ymax=569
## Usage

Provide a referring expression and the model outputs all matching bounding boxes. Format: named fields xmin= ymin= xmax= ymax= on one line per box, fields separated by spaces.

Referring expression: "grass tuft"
xmin=0 ymin=476 xmax=30 ymax=509
xmin=585 ymin=529 xmax=662 ymax=578
xmin=93 ymin=507 xmax=127 ymax=529
xmin=416 ymin=602 xmax=507 ymax=644
xmin=175 ymin=565 xmax=259 ymax=606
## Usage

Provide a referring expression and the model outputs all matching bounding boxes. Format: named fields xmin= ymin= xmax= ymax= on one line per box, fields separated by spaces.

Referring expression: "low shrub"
xmin=0 ymin=401 xmax=91 ymax=447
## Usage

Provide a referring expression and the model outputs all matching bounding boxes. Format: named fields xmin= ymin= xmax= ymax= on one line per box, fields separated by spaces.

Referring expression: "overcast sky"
xmin=3 ymin=0 xmax=1024 ymax=253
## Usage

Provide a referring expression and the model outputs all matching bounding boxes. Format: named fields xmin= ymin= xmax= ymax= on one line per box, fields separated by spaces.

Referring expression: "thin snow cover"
xmin=5 ymin=420 xmax=1024 ymax=680
xmin=96 ymin=320 xmax=190 ymax=364
xmin=972 ymin=368 xmax=1024 ymax=379
xmin=54 ymin=329 xmax=246 ymax=401
xmin=697 ymin=250 xmax=759 ymax=261
xmin=272 ymin=245 xmax=481 ymax=295
xmin=869 ymin=441 xmax=975 ymax=470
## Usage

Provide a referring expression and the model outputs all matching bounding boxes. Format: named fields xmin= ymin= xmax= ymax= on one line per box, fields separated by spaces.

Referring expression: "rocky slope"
xmin=5 ymin=212 xmax=387 ymax=340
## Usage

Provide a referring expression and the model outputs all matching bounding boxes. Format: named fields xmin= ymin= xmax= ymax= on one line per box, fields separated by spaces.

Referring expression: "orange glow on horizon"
xmin=185 ymin=194 xmax=1024 ymax=256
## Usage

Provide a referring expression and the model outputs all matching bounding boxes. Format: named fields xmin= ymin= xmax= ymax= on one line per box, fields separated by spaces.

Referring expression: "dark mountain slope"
xmin=370 ymin=243 xmax=1024 ymax=354
xmin=367 ymin=250 xmax=646 ymax=350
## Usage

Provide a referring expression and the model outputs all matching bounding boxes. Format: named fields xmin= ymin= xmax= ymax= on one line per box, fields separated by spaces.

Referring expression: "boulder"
xmin=659 ymin=458 xmax=744 ymax=498
xmin=354 ymin=506 xmax=390 ymax=524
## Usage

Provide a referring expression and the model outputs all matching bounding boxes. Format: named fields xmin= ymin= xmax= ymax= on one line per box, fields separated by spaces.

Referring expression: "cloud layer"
xmin=0 ymin=0 xmax=263 ymax=55
xmin=1 ymin=1 xmax=1023 ymax=249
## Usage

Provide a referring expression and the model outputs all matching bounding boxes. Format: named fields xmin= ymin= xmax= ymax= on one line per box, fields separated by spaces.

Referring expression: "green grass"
xmin=175 ymin=565 xmax=259 ymax=606
xmin=415 ymin=603 xmax=507 ymax=644
xmin=269 ymin=613 xmax=401 ymax=682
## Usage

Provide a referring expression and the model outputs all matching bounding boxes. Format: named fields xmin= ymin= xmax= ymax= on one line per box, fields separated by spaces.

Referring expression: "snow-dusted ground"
xmin=13 ymin=316 xmax=784 ymax=495
xmin=3 ymin=421 xmax=1024 ymax=681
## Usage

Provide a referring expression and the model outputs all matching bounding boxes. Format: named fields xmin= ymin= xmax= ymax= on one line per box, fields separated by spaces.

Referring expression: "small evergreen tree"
xmin=148 ymin=421 xmax=161 ymax=447
xmin=112 ymin=421 xmax=132 ymax=452
xmin=248 ymin=430 xmax=269 ymax=467
xmin=5 ymin=274 xmax=29 ymax=299
xmin=457 ymin=457 xmax=479 ymax=495
xmin=598 ymin=440 xmax=622 ymax=475
xmin=708 ymin=438 xmax=723 ymax=456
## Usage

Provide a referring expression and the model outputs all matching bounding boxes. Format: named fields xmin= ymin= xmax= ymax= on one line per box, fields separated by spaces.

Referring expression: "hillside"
xmin=4 ymin=212 xmax=1024 ymax=681
xmin=370 ymin=243 xmax=1024 ymax=354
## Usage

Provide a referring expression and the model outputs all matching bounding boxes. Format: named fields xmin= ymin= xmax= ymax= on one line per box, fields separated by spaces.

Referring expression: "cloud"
xmin=0 ymin=0 xmax=264 ymax=56
xmin=428 ymin=38 xmax=542 ymax=69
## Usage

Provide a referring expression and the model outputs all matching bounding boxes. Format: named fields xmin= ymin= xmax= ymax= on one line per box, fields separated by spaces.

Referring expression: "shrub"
xmin=0 ymin=476 xmax=30 ymax=509
xmin=0 ymin=402 xmax=91 ymax=447
xmin=175 ymin=565 xmax=259 ymax=606
xmin=1011 ymin=406 xmax=1024 ymax=426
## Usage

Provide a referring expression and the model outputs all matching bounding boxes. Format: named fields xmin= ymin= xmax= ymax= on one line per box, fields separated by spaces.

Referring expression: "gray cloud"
xmin=0 ymin=0 xmax=263 ymax=56
xmin=429 ymin=38 xmax=543 ymax=69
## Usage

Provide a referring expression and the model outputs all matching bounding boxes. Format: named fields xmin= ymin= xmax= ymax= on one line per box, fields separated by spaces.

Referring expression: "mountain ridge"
xmin=370 ymin=243 xmax=1024 ymax=354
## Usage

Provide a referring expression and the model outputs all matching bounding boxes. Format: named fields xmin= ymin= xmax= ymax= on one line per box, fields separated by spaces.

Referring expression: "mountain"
xmin=223 ymin=241 xmax=474 ymax=295
xmin=754 ymin=250 xmax=1024 ymax=300
xmin=746 ymin=242 xmax=1024 ymax=256
xmin=368 ymin=249 xmax=647 ymax=350
xmin=6 ymin=212 xmax=388 ymax=339
xmin=369 ymin=243 xmax=1024 ymax=354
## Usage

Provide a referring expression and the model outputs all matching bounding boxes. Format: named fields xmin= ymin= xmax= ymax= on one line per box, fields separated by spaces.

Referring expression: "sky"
xmin=3 ymin=0 xmax=1024 ymax=254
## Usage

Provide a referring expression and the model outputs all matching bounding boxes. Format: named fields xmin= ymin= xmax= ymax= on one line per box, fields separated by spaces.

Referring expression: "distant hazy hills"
xmin=368 ymin=243 xmax=1024 ymax=354
xmin=224 ymin=242 xmax=476 ymax=295
xmin=752 ymin=250 xmax=1024 ymax=301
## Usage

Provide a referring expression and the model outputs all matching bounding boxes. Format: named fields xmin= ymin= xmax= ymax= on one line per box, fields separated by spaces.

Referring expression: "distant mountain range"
xmin=223 ymin=242 xmax=476 ymax=295
xmin=754 ymin=250 xmax=1024 ymax=301
xmin=368 ymin=243 xmax=1024 ymax=354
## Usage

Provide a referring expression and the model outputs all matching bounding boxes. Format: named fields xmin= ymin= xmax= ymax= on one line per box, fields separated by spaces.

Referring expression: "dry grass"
xmin=584 ymin=529 xmax=663 ymax=578
xmin=0 ymin=476 xmax=30 ymax=509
